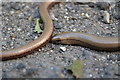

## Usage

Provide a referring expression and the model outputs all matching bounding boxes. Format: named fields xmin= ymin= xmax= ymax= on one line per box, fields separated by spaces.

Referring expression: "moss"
xmin=64 ymin=60 xmax=84 ymax=78
xmin=34 ymin=18 xmax=43 ymax=33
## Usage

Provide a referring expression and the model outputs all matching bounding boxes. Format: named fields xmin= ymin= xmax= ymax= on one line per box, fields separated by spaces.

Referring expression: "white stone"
xmin=103 ymin=11 xmax=110 ymax=23
xmin=60 ymin=46 xmax=66 ymax=52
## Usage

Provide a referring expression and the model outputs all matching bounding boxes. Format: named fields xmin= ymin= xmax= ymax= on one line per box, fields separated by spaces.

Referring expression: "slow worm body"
xmin=0 ymin=1 xmax=120 ymax=60
xmin=0 ymin=1 xmax=56 ymax=60
xmin=51 ymin=32 xmax=120 ymax=51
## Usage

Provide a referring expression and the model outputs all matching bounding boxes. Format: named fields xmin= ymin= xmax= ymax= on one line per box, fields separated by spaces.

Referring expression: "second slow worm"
xmin=51 ymin=32 xmax=120 ymax=51
xmin=0 ymin=1 xmax=119 ymax=60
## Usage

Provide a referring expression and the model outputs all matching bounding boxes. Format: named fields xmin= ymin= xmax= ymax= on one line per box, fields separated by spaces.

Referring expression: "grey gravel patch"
xmin=49 ymin=2 xmax=119 ymax=37
xmin=1 ymin=2 xmax=120 ymax=78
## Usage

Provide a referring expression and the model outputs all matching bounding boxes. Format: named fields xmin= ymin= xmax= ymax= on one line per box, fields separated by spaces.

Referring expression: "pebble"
xmin=17 ymin=28 xmax=22 ymax=31
xmin=51 ymin=13 xmax=58 ymax=21
xmin=60 ymin=47 xmax=67 ymax=52
xmin=81 ymin=13 xmax=85 ymax=16
xmin=10 ymin=11 xmax=14 ymax=14
xmin=54 ymin=23 xmax=61 ymax=29
xmin=73 ymin=29 xmax=76 ymax=32
xmin=7 ymin=28 xmax=11 ymax=31
xmin=34 ymin=36 xmax=38 ymax=39
xmin=106 ymin=33 xmax=112 ymax=36
xmin=103 ymin=11 xmax=110 ymax=24
xmin=96 ymin=32 xmax=100 ymax=35
xmin=117 ymin=54 xmax=120 ymax=61
xmin=85 ymin=13 xmax=90 ymax=18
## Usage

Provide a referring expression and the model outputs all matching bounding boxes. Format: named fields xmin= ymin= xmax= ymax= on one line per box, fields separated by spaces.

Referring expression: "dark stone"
xmin=66 ymin=69 xmax=73 ymax=75
xmin=114 ymin=73 xmax=120 ymax=76
xmin=106 ymin=33 xmax=113 ymax=37
xmin=103 ymin=71 xmax=111 ymax=78
xmin=16 ymin=63 xmax=26 ymax=69
xmin=117 ymin=54 xmax=120 ymax=61
xmin=107 ymin=55 xmax=117 ymax=61
xmin=82 ymin=50 xmax=90 ymax=59
xmin=25 ymin=68 xmax=38 ymax=75
xmin=63 ymin=68 xmax=76 ymax=78
xmin=54 ymin=23 xmax=61 ymax=29
xmin=96 ymin=2 xmax=110 ymax=10
xmin=11 ymin=3 xmax=21 ymax=10
xmin=4 ymin=3 xmax=11 ymax=11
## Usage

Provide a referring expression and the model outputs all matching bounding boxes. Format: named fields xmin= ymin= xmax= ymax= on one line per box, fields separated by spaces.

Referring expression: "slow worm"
xmin=0 ymin=1 xmax=56 ymax=60
xmin=0 ymin=1 xmax=119 ymax=60
xmin=51 ymin=32 xmax=120 ymax=51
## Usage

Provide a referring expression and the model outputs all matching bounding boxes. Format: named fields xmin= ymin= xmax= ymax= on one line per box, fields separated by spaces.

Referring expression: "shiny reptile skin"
xmin=1 ymin=1 xmax=120 ymax=60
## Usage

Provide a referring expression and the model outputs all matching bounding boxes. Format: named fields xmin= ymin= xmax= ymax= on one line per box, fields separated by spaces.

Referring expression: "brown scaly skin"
xmin=1 ymin=1 xmax=120 ymax=60
xmin=51 ymin=32 xmax=120 ymax=51
xmin=0 ymin=1 xmax=58 ymax=60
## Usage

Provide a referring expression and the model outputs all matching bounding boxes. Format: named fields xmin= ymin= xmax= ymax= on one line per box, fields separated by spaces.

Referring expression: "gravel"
xmin=1 ymin=2 xmax=120 ymax=78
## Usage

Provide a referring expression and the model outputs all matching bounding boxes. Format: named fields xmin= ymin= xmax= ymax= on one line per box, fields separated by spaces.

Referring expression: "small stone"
xmin=106 ymin=33 xmax=112 ymax=36
xmin=73 ymin=29 xmax=76 ymax=32
xmin=34 ymin=36 xmax=38 ymax=39
xmin=89 ymin=74 xmax=93 ymax=77
xmin=28 ymin=16 xmax=32 ymax=21
xmin=10 ymin=11 xmax=14 ymax=14
xmin=54 ymin=23 xmax=61 ymax=29
xmin=38 ymin=49 xmax=41 ymax=51
xmin=81 ymin=13 xmax=85 ymax=16
xmin=81 ymin=48 xmax=85 ymax=51
xmin=16 ymin=63 xmax=26 ymax=69
xmin=50 ymin=50 xmax=53 ymax=52
xmin=71 ymin=10 xmax=75 ymax=13
xmin=104 ymin=26 xmax=109 ymax=30
xmin=85 ymin=13 xmax=90 ymax=18
xmin=96 ymin=32 xmax=100 ymax=35
xmin=64 ymin=16 xmax=67 ymax=19
xmin=17 ymin=28 xmax=22 ymax=31
xmin=112 ymin=27 xmax=116 ymax=30
xmin=22 ymin=69 xmax=27 ymax=73
xmin=8 ymin=28 xmax=11 ymax=31
xmin=66 ymin=12 xmax=68 ymax=14
xmin=51 ymin=13 xmax=58 ymax=21
xmin=60 ymin=46 xmax=66 ymax=52
xmin=11 ymin=34 xmax=17 ymax=40
xmin=10 ymin=41 xmax=14 ymax=46
xmin=50 ymin=67 xmax=55 ymax=70
xmin=103 ymin=11 xmax=110 ymax=24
